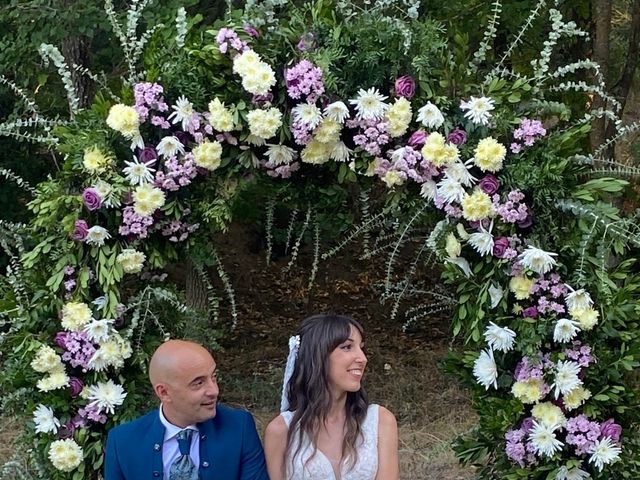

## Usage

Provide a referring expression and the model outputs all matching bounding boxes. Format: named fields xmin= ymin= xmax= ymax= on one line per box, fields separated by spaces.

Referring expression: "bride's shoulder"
xmin=374 ymin=405 xmax=397 ymax=429
xmin=265 ymin=413 xmax=289 ymax=440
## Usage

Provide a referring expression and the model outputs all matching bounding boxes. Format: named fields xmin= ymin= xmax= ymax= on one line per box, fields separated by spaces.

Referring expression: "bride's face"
xmin=327 ymin=325 xmax=367 ymax=395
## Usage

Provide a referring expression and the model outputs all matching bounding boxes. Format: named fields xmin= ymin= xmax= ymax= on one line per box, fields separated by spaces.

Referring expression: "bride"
xmin=264 ymin=314 xmax=399 ymax=480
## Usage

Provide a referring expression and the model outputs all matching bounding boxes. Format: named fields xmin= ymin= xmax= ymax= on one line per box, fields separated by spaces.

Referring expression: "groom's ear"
xmin=154 ymin=383 xmax=170 ymax=402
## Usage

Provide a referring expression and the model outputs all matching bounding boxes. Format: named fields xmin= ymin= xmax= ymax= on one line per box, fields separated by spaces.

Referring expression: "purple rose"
xmin=520 ymin=417 xmax=534 ymax=433
xmin=517 ymin=215 xmax=533 ymax=229
xmin=58 ymin=421 xmax=76 ymax=440
xmin=54 ymin=332 xmax=69 ymax=349
xmin=408 ymin=130 xmax=428 ymax=146
xmin=243 ymin=24 xmax=259 ymax=38
xmin=138 ymin=146 xmax=158 ymax=163
xmin=522 ymin=306 xmax=538 ymax=318
xmin=492 ymin=236 xmax=510 ymax=258
xmin=71 ymin=219 xmax=89 ymax=241
xmin=479 ymin=174 xmax=500 ymax=195
xmin=394 ymin=75 xmax=416 ymax=99
xmin=82 ymin=188 xmax=102 ymax=211
xmin=447 ymin=128 xmax=467 ymax=145
xmin=174 ymin=131 xmax=190 ymax=147
xmin=69 ymin=377 xmax=84 ymax=398
xmin=601 ymin=419 xmax=622 ymax=442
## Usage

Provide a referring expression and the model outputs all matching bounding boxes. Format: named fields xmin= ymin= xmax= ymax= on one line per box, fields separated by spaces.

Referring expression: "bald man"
xmin=104 ymin=340 xmax=269 ymax=480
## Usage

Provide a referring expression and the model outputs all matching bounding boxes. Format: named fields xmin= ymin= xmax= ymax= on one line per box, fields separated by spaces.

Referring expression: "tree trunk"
xmin=185 ymin=259 xmax=210 ymax=312
xmin=590 ymin=0 xmax=612 ymax=151
xmin=60 ymin=34 xmax=93 ymax=111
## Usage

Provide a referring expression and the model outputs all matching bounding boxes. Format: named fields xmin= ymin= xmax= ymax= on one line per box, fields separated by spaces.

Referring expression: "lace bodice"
xmin=280 ymin=404 xmax=379 ymax=480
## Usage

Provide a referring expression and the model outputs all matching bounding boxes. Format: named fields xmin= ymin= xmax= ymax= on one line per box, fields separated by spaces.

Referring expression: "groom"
xmin=104 ymin=339 xmax=269 ymax=479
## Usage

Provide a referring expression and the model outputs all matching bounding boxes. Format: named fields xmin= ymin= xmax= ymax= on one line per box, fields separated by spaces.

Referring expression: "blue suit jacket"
xmin=104 ymin=405 xmax=269 ymax=480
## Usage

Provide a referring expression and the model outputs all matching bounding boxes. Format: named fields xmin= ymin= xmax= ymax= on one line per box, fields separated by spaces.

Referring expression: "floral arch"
xmin=1 ymin=1 xmax=640 ymax=479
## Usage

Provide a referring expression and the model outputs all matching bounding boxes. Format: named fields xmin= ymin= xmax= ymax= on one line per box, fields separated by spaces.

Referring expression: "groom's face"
xmin=162 ymin=348 xmax=219 ymax=426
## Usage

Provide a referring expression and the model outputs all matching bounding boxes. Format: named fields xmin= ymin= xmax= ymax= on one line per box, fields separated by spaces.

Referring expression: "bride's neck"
xmin=327 ymin=391 xmax=348 ymax=421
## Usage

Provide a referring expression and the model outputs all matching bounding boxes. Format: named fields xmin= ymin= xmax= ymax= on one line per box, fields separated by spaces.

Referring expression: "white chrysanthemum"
xmin=420 ymin=179 xmax=437 ymax=201
xmin=349 ymin=87 xmax=388 ymax=120
xmin=553 ymin=318 xmax=581 ymax=343
xmin=156 ymin=136 xmax=186 ymax=158
xmin=48 ymin=439 xmax=83 ymax=472
xmin=61 ymin=301 xmax=93 ymax=331
xmin=445 ymin=233 xmax=461 ymax=258
xmin=532 ymin=402 xmax=567 ymax=428
xmin=445 ymin=256 xmax=473 ymax=277
xmin=37 ymin=369 xmax=69 ymax=392
xmin=528 ymin=421 xmax=563 ymax=458
xmin=266 ymin=145 xmax=297 ymax=166
xmin=330 ymin=141 xmax=351 ymax=162
xmin=519 ymin=245 xmax=558 ymax=275
xmin=89 ymin=334 xmax=130 ymax=371
xmin=84 ymin=318 xmax=114 ymax=343
xmin=117 ymin=248 xmax=146 ymax=274
xmin=436 ymin=177 xmax=466 ymax=204
xmin=460 ymin=96 xmax=495 ymax=126
xmin=133 ymin=184 xmax=166 ymax=217
xmin=468 ymin=229 xmax=494 ymax=257
xmin=588 ymin=437 xmax=621 ymax=471
xmin=556 ymin=466 xmax=591 ymax=480
xmin=444 ymin=161 xmax=476 ymax=187
xmin=33 ymin=404 xmax=60 ymax=434
xmin=565 ymin=287 xmax=593 ymax=311
xmin=417 ymin=102 xmax=445 ymax=129
xmin=324 ymin=101 xmax=350 ymax=124
xmin=240 ymin=63 xmax=276 ymax=95
xmin=246 ymin=134 xmax=266 ymax=146
xmin=473 ymin=349 xmax=498 ymax=389
xmin=87 ymin=379 xmax=127 ymax=415
xmin=553 ymin=360 xmax=583 ymax=398
xmin=85 ymin=226 xmax=111 ymax=246
xmin=167 ymin=96 xmax=195 ymax=131
xmin=232 ymin=50 xmax=261 ymax=75
xmin=483 ymin=322 xmax=516 ymax=352
xmin=123 ymin=157 xmax=155 ymax=186
xmin=292 ymin=103 xmax=323 ymax=129
xmin=31 ymin=345 xmax=63 ymax=373
xmin=93 ymin=180 xmax=120 ymax=209
xmin=208 ymin=98 xmax=235 ymax=132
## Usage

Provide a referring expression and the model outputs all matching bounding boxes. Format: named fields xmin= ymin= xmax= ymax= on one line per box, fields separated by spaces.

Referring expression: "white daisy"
xmin=417 ymin=102 xmax=445 ymax=129
xmin=330 ymin=141 xmax=351 ymax=162
xmin=436 ymin=177 xmax=466 ymax=204
xmin=473 ymin=349 xmax=498 ymax=389
xmin=564 ymin=287 xmax=593 ymax=311
xmin=460 ymin=96 xmax=495 ymax=126
xmin=33 ymin=404 xmax=60 ymax=434
xmin=85 ymin=226 xmax=111 ymax=246
xmin=291 ymin=103 xmax=323 ymax=129
xmin=445 ymin=256 xmax=473 ymax=277
xmin=468 ymin=222 xmax=495 ymax=257
xmin=553 ymin=318 xmax=581 ymax=343
xmin=528 ymin=420 xmax=563 ymax=457
xmin=588 ymin=436 xmax=621 ymax=472
xmin=167 ymin=95 xmax=195 ymax=131
xmin=83 ymin=319 xmax=114 ymax=343
xmin=553 ymin=360 xmax=583 ymax=398
xmin=518 ymin=245 xmax=558 ymax=275
xmin=489 ymin=283 xmax=504 ymax=309
xmin=265 ymin=145 xmax=297 ymax=166
xmin=420 ymin=179 xmax=437 ymax=201
xmin=483 ymin=322 xmax=516 ymax=352
xmin=349 ymin=87 xmax=388 ymax=120
xmin=556 ymin=466 xmax=591 ymax=480
xmin=87 ymin=380 xmax=127 ymax=415
xmin=323 ymin=101 xmax=350 ymax=123
xmin=444 ymin=161 xmax=476 ymax=187
xmin=156 ymin=136 xmax=186 ymax=158
xmin=122 ymin=157 xmax=156 ymax=185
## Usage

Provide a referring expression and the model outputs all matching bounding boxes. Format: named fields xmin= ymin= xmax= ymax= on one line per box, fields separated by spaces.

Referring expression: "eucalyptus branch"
xmin=38 ymin=44 xmax=80 ymax=115
xmin=265 ymin=198 xmax=276 ymax=265
xmin=471 ymin=0 xmax=502 ymax=72
xmin=307 ymin=212 xmax=320 ymax=292
xmin=212 ymin=249 xmax=238 ymax=329
xmin=0 ymin=74 xmax=38 ymax=114
xmin=285 ymin=206 xmax=311 ymax=272
xmin=0 ymin=168 xmax=36 ymax=194
xmin=322 ymin=211 xmax=386 ymax=260
xmin=284 ymin=209 xmax=298 ymax=255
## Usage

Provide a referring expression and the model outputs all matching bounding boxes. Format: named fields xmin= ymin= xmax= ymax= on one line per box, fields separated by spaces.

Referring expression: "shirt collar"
xmin=158 ymin=404 xmax=198 ymax=443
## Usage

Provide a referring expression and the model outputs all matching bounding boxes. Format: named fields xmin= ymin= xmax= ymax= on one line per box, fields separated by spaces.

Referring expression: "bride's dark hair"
xmin=284 ymin=313 xmax=369 ymax=473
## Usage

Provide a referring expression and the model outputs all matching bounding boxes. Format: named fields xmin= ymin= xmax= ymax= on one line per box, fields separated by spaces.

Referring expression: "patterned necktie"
xmin=169 ymin=429 xmax=199 ymax=480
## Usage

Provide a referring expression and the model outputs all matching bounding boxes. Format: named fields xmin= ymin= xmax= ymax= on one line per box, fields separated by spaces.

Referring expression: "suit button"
xmin=153 ymin=444 xmax=161 ymax=451
xmin=202 ymin=462 xmax=210 ymax=468
xmin=200 ymin=434 xmax=207 ymax=441
xmin=153 ymin=472 xmax=160 ymax=477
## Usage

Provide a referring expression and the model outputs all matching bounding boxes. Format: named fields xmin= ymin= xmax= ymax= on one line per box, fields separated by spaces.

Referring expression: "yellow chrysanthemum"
xmin=106 ymin=104 xmax=140 ymax=137
xmin=509 ymin=275 xmax=535 ymax=300
xmin=473 ymin=137 xmax=506 ymax=172
xmin=511 ymin=378 xmax=544 ymax=404
xmin=421 ymin=133 xmax=459 ymax=167
xmin=31 ymin=345 xmax=63 ymax=373
xmin=208 ymin=98 xmax=235 ymax=132
xmin=387 ymin=97 xmax=412 ymax=137
xmin=314 ymin=119 xmax=341 ymax=144
xmin=570 ymin=307 xmax=600 ymax=331
xmin=117 ymin=248 xmax=146 ymax=274
xmin=133 ymin=184 xmax=165 ymax=217
xmin=61 ymin=301 xmax=93 ymax=331
xmin=193 ymin=141 xmax=223 ymax=171
xmin=563 ymin=386 xmax=592 ymax=411
xmin=301 ymin=140 xmax=334 ymax=165
xmin=532 ymin=402 xmax=566 ymax=427
xmin=382 ymin=170 xmax=404 ymax=188
xmin=461 ymin=189 xmax=495 ymax=221
xmin=445 ymin=233 xmax=462 ymax=258
xmin=82 ymin=146 xmax=113 ymax=173
xmin=48 ymin=439 xmax=83 ymax=472
xmin=247 ymin=108 xmax=282 ymax=139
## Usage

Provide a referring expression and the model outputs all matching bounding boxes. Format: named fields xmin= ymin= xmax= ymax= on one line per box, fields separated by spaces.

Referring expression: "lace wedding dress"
xmin=281 ymin=404 xmax=379 ymax=480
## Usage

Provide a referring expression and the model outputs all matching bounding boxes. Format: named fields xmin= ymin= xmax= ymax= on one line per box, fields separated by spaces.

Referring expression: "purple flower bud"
xmin=174 ymin=131 xmax=190 ymax=146
xmin=479 ymin=175 xmax=500 ymax=195
xmin=394 ymin=75 xmax=416 ymax=99
xmin=54 ymin=332 xmax=68 ymax=349
xmin=297 ymin=32 xmax=316 ymax=52
xmin=601 ymin=419 xmax=622 ymax=443
xmin=82 ymin=188 xmax=102 ymax=211
xmin=447 ymin=128 xmax=467 ymax=145
xmin=243 ymin=24 xmax=259 ymax=38
xmin=522 ymin=306 xmax=538 ymax=318
xmin=517 ymin=215 xmax=533 ymax=229
xmin=68 ymin=377 xmax=84 ymax=398
xmin=492 ymin=236 xmax=510 ymax=258
xmin=138 ymin=146 xmax=158 ymax=163
xmin=408 ymin=129 xmax=428 ymax=146
xmin=71 ymin=219 xmax=89 ymax=241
